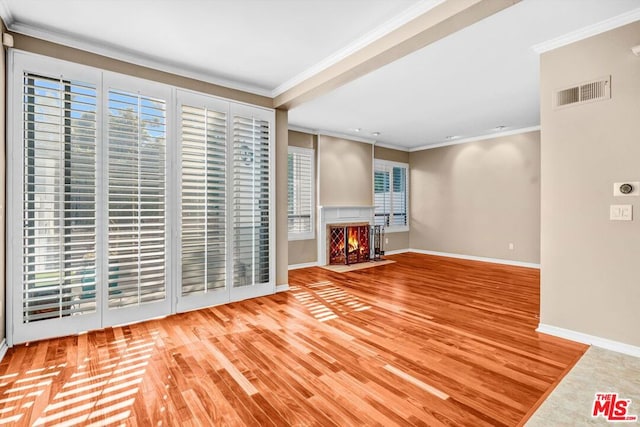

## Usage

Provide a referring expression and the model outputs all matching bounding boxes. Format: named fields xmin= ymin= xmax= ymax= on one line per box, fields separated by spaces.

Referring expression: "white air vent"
xmin=555 ymin=76 xmax=610 ymax=108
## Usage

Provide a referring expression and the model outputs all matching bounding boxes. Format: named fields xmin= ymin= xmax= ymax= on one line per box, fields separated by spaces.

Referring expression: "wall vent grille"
xmin=555 ymin=76 xmax=610 ymax=108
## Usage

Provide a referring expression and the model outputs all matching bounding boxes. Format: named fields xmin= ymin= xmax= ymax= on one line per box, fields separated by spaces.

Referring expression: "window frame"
xmin=287 ymin=146 xmax=315 ymax=241
xmin=373 ymin=159 xmax=409 ymax=233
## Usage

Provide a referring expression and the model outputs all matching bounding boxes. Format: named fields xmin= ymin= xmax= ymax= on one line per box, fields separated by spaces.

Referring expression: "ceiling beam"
xmin=273 ymin=0 xmax=519 ymax=110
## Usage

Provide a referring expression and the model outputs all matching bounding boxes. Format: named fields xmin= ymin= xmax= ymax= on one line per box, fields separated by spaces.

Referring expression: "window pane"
xmin=374 ymin=162 xmax=408 ymax=228
xmin=374 ymin=170 xmax=390 ymax=226
xmin=108 ymin=90 xmax=167 ymax=308
xmin=233 ymin=116 xmax=270 ymax=287
xmin=22 ymin=73 xmax=98 ymax=322
xmin=181 ymin=105 xmax=227 ymax=296
xmin=392 ymin=166 xmax=407 ymax=226
xmin=288 ymin=149 xmax=313 ymax=235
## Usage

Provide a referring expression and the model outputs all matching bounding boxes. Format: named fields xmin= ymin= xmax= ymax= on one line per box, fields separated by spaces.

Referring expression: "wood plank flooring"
xmin=0 ymin=253 xmax=587 ymax=426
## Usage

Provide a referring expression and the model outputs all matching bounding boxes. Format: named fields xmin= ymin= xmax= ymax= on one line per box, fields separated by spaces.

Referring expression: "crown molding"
xmin=288 ymin=124 xmax=318 ymax=135
xmin=409 ymin=126 xmax=541 ymax=152
xmin=374 ymin=141 xmax=410 ymax=152
xmin=7 ymin=21 xmax=273 ymax=97
xmin=532 ymin=7 xmax=640 ymax=54
xmin=289 ymin=126 xmax=540 ymax=152
xmin=271 ymin=0 xmax=444 ymax=97
xmin=289 ymin=124 xmax=378 ymax=145
xmin=318 ymin=130 xmax=376 ymax=145
xmin=0 ymin=0 xmax=14 ymax=27
xmin=288 ymin=125 xmax=410 ymax=151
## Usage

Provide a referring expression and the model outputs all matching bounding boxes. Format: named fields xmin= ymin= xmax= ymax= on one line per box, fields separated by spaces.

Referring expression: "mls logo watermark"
xmin=592 ymin=393 xmax=638 ymax=422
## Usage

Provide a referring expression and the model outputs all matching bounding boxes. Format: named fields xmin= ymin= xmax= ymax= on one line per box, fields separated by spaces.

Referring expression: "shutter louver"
xmin=374 ymin=169 xmax=391 ymax=227
xmin=108 ymin=90 xmax=167 ymax=308
xmin=391 ymin=166 xmax=407 ymax=227
xmin=22 ymin=73 xmax=98 ymax=322
xmin=181 ymin=105 xmax=227 ymax=296
xmin=233 ymin=116 xmax=270 ymax=287
xmin=287 ymin=148 xmax=313 ymax=236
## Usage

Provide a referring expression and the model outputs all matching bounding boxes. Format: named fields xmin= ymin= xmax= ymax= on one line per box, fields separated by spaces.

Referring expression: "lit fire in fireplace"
xmin=335 ymin=228 xmax=366 ymax=254
xmin=348 ymin=228 xmax=364 ymax=255
xmin=329 ymin=224 xmax=370 ymax=265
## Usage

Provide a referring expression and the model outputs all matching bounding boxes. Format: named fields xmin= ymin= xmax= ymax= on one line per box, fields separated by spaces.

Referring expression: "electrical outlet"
xmin=508 ymin=243 xmax=514 ymax=250
xmin=385 ymin=237 xmax=389 ymax=245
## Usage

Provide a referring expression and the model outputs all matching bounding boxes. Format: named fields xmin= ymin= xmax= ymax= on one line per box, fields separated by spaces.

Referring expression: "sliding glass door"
xmin=177 ymin=93 xmax=230 ymax=312
xmin=12 ymin=59 xmax=102 ymax=342
xmin=102 ymin=76 xmax=173 ymax=326
xmin=8 ymin=52 xmax=274 ymax=345
xmin=176 ymin=94 xmax=275 ymax=312
xmin=230 ymin=105 xmax=274 ymax=301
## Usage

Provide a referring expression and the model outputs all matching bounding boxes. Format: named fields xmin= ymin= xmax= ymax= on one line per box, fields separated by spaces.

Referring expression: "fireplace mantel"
xmin=317 ymin=206 xmax=374 ymax=265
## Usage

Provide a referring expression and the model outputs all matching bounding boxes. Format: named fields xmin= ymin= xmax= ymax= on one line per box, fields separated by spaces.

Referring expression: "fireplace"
xmin=317 ymin=206 xmax=381 ymax=266
xmin=328 ymin=223 xmax=371 ymax=265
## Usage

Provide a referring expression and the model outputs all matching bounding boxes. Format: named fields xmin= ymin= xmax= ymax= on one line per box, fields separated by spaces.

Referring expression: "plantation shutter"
xmin=10 ymin=52 xmax=276 ymax=344
xmin=232 ymin=114 xmax=270 ymax=287
xmin=22 ymin=73 xmax=98 ymax=323
xmin=107 ymin=89 xmax=167 ymax=308
xmin=180 ymin=104 xmax=227 ymax=296
xmin=391 ymin=166 xmax=407 ymax=226
xmin=374 ymin=167 xmax=391 ymax=227
xmin=374 ymin=161 xmax=408 ymax=228
xmin=287 ymin=147 xmax=314 ymax=237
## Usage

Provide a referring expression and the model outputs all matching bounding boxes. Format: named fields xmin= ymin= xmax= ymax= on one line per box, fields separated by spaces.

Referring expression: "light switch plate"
xmin=610 ymin=204 xmax=633 ymax=221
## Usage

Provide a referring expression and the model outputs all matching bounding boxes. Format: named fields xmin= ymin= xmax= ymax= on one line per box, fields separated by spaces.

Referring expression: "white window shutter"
xmin=391 ymin=166 xmax=407 ymax=227
xmin=288 ymin=147 xmax=314 ymax=239
xmin=22 ymin=73 xmax=99 ymax=322
xmin=180 ymin=104 xmax=228 ymax=295
xmin=232 ymin=115 xmax=271 ymax=287
xmin=107 ymin=89 xmax=167 ymax=308
xmin=374 ymin=160 xmax=408 ymax=230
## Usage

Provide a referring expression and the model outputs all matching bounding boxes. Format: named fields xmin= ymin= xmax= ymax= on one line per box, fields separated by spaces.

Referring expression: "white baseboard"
xmin=383 ymin=248 xmax=410 ymax=255
xmin=408 ymin=249 xmax=541 ymax=269
xmin=537 ymin=323 xmax=640 ymax=358
xmin=288 ymin=261 xmax=318 ymax=270
xmin=287 ymin=250 xmax=539 ymax=270
xmin=276 ymin=284 xmax=290 ymax=293
xmin=0 ymin=339 xmax=8 ymax=362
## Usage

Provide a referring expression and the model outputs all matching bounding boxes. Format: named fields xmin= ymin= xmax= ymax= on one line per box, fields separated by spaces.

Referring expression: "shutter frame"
xmin=288 ymin=146 xmax=315 ymax=240
xmin=180 ymin=102 xmax=228 ymax=296
xmin=21 ymin=72 xmax=99 ymax=323
xmin=232 ymin=112 xmax=272 ymax=287
xmin=107 ymin=88 xmax=168 ymax=309
xmin=374 ymin=159 xmax=409 ymax=232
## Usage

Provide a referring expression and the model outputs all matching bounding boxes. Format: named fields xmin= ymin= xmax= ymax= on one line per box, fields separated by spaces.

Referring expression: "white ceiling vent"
xmin=555 ymin=76 xmax=610 ymax=108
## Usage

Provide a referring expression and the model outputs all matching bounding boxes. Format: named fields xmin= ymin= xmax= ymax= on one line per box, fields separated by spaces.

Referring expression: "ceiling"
xmin=1 ymin=0 xmax=640 ymax=150
xmin=0 ymin=0 xmax=423 ymax=94
xmin=289 ymin=0 xmax=640 ymax=149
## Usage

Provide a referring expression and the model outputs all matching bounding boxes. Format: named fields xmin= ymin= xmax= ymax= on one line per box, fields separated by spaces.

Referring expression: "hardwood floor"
xmin=0 ymin=253 xmax=586 ymax=426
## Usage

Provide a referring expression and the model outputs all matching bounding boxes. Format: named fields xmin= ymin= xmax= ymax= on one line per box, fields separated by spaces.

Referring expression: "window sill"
xmin=288 ymin=232 xmax=315 ymax=241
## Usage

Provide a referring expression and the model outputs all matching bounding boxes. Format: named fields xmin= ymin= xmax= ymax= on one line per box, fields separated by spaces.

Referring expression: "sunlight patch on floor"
xmin=290 ymin=281 xmax=371 ymax=322
xmin=0 ymin=330 xmax=159 ymax=427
